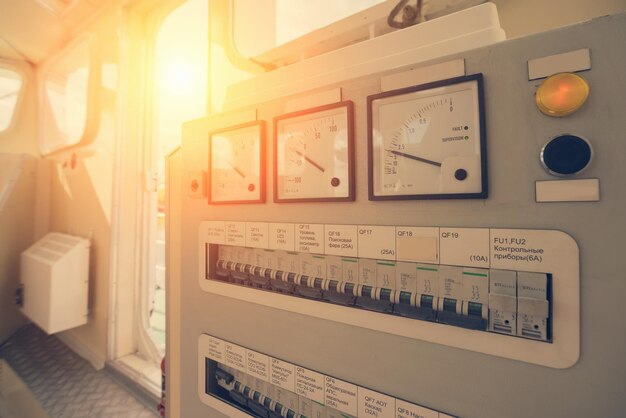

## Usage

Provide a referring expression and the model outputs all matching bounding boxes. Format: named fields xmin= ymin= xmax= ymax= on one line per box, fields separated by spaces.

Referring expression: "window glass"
xmin=234 ymin=0 xmax=387 ymax=57
xmin=0 ymin=68 xmax=23 ymax=132
xmin=41 ymin=37 xmax=91 ymax=154
xmin=147 ymin=0 xmax=209 ymax=354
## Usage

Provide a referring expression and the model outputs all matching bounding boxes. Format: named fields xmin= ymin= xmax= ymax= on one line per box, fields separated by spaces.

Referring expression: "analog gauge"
xmin=274 ymin=101 xmax=354 ymax=202
xmin=368 ymin=74 xmax=487 ymax=200
xmin=209 ymin=121 xmax=265 ymax=204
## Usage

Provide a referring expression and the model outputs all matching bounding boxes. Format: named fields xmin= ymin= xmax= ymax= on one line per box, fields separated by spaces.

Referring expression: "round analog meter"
xmin=368 ymin=74 xmax=487 ymax=200
xmin=209 ymin=121 xmax=265 ymax=204
xmin=274 ymin=101 xmax=354 ymax=202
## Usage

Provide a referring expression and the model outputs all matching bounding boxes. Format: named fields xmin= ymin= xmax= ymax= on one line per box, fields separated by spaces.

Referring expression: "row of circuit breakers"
xmin=210 ymin=244 xmax=551 ymax=342
xmin=200 ymin=334 xmax=457 ymax=418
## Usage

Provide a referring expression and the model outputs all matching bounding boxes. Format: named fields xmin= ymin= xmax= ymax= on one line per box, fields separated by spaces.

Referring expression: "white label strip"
xmin=296 ymin=223 xmax=325 ymax=253
xmin=396 ymin=227 xmax=439 ymax=263
xmin=325 ymin=224 xmax=358 ymax=257
xmin=535 ymin=179 xmax=600 ymax=202
xmin=223 ymin=342 xmax=247 ymax=372
xmin=295 ymin=366 xmax=326 ymax=404
xmin=396 ymin=399 xmax=439 ymax=418
xmin=358 ymin=225 xmax=396 ymax=260
xmin=246 ymin=351 xmax=270 ymax=382
xmin=440 ymin=227 xmax=489 ymax=268
xmin=201 ymin=221 xmax=226 ymax=245
xmin=206 ymin=335 xmax=225 ymax=362
xmin=325 ymin=376 xmax=358 ymax=416
xmin=381 ymin=58 xmax=465 ymax=92
xmin=284 ymin=88 xmax=342 ymax=113
xmin=270 ymin=357 xmax=296 ymax=391
xmin=225 ymin=222 xmax=246 ymax=246
xmin=358 ymin=387 xmax=396 ymax=418
xmin=205 ymin=108 xmax=257 ymax=130
xmin=246 ymin=222 xmax=269 ymax=248
xmin=528 ymin=48 xmax=591 ymax=80
xmin=270 ymin=223 xmax=296 ymax=251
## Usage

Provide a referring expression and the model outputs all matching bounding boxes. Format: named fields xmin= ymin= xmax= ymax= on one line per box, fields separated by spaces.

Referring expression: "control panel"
xmin=174 ymin=10 xmax=626 ymax=418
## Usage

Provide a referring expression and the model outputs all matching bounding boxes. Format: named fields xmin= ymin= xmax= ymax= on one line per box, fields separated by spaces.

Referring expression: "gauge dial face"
xmin=209 ymin=121 xmax=265 ymax=204
xmin=368 ymin=74 xmax=487 ymax=200
xmin=274 ymin=101 xmax=354 ymax=202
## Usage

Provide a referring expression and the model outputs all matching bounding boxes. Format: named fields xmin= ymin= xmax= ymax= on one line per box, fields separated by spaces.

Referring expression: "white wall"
xmin=491 ymin=0 xmax=626 ymax=39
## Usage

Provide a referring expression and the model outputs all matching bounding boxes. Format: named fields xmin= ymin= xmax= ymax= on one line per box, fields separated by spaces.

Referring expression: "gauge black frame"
xmin=273 ymin=100 xmax=355 ymax=203
xmin=208 ymin=120 xmax=266 ymax=205
xmin=367 ymin=73 xmax=488 ymax=201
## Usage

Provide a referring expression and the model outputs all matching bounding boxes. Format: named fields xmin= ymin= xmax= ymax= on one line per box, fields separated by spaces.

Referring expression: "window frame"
xmin=0 ymin=60 xmax=27 ymax=136
xmin=108 ymin=0 xmax=188 ymax=383
xmin=37 ymin=34 xmax=101 ymax=157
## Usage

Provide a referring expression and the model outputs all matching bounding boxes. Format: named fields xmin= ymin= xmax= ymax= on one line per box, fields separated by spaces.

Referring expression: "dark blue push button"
xmin=541 ymin=134 xmax=592 ymax=175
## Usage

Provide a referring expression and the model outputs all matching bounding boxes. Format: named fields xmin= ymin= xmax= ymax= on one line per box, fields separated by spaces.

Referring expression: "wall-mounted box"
xmin=19 ymin=232 xmax=90 ymax=334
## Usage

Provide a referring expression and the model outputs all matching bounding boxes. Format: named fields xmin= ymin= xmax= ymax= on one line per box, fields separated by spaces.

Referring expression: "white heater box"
xmin=19 ymin=232 xmax=90 ymax=334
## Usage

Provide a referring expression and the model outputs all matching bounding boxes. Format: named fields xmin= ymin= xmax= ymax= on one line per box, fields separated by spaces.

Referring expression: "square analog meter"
xmin=368 ymin=74 xmax=487 ymax=200
xmin=208 ymin=121 xmax=265 ymax=204
xmin=274 ymin=101 xmax=355 ymax=203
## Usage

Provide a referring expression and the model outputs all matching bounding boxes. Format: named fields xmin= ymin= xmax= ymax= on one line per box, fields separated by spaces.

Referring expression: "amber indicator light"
xmin=535 ymin=72 xmax=589 ymax=117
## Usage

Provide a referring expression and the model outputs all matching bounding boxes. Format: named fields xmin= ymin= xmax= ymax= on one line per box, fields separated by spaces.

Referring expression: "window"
xmin=144 ymin=0 xmax=208 ymax=355
xmin=234 ymin=0 xmax=388 ymax=57
xmin=40 ymin=37 xmax=94 ymax=155
xmin=0 ymin=67 xmax=23 ymax=133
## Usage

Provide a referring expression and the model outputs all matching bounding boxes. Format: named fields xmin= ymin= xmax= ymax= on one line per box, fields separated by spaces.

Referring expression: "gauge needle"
xmin=386 ymin=149 xmax=441 ymax=168
xmin=226 ymin=160 xmax=246 ymax=178
xmin=293 ymin=149 xmax=326 ymax=172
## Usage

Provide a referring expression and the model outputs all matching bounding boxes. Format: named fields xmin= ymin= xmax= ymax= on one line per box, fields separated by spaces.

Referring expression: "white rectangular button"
xmin=359 ymin=258 xmax=377 ymax=286
xmin=326 ymin=255 xmax=343 ymax=280
xmin=276 ymin=251 xmax=299 ymax=273
xmin=376 ymin=260 xmax=396 ymax=289
xmin=396 ymin=261 xmax=417 ymax=293
xmin=517 ymin=272 xmax=548 ymax=299
xmin=342 ymin=257 xmax=359 ymax=284
xmin=518 ymin=297 xmax=549 ymax=317
xmin=489 ymin=293 xmax=517 ymax=312
xmin=416 ymin=264 xmax=439 ymax=297
xmin=462 ymin=268 xmax=489 ymax=305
